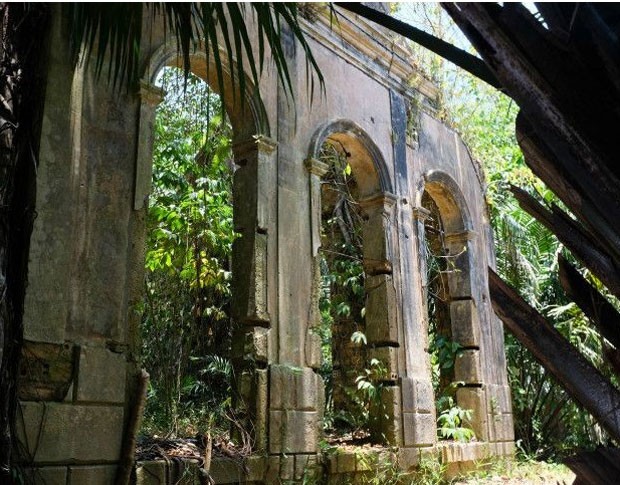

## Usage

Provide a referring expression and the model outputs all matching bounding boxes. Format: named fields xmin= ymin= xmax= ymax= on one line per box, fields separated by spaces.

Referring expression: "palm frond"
xmin=64 ymin=3 xmax=324 ymax=101
xmin=67 ymin=3 xmax=144 ymax=89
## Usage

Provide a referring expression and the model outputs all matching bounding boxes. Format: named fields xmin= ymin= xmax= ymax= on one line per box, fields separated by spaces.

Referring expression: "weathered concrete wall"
xmin=18 ymin=5 xmax=513 ymax=483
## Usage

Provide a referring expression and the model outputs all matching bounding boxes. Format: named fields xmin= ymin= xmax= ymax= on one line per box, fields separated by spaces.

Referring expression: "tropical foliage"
xmin=140 ymin=67 xmax=235 ymax=437
xmin=66 ymin=3 xmax=322 ymax=97
xmin=450 ymin=69 xmax=611 ymax=460
xmin=317 ymin=142 xmax=375 ymax=435
xmin=422 ymin=193 xmax=473 ymax=442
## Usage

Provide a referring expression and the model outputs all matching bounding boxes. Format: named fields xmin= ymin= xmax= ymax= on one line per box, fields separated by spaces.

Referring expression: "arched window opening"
xmin=421 ymin=190 xmax=474 ymax=443
xmin=140 ymin=67 xmax=237 ymax=441
xmin=318 ymin=140 xmax=368 ymax=441
xmin=315 ymin=132 xmax=394 ymax=446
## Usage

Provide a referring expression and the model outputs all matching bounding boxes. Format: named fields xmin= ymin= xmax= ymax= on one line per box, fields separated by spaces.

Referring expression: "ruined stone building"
xmin=16 ymin=6 xmax=514 ymax=484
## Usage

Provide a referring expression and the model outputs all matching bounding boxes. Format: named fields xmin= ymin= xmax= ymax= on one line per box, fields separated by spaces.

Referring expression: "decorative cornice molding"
xmin=255 ymin=135 xmax=278 ymax=154
xmin=139 ymin=81 xmax=165 ymax=106
xmin=445 ymin=230 xmax=477 ymax=243
xmin=300 ymin=7 xmax=438 ymax=104
xmin=233 ymin=135 xmax=277 ymax=158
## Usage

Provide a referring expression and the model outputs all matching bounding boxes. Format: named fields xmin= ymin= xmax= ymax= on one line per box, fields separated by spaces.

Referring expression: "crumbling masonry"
xmin=16 ymin=6 xmax=514 ymax=484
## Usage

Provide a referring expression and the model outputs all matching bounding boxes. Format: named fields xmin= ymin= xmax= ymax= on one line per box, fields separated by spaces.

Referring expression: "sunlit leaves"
xmin=141 ymin=68 xmax=235 ymax=437
xmin=437 ymin=400 xmax=475 ymax=442
xmin=350 ymin=331 xmax=367 ymax=346
xmin=146 ymin=67 xmax=234 ymax=285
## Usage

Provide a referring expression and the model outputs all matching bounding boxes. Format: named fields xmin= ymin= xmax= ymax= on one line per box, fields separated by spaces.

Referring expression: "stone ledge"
xmin=438 ymin=441 xmax=491 ymax=479
xmin=437 ymin=441 xmax=489 ymax=464
xmin=133 ymin=439 xmax=513 ymax=484
xmin=326 ymin=447 xmax=397 ymax=475
xmin=136 ymin=456 xmax=268 ymax=485
xmin=211 ymin=455 xmax=266 ymax=483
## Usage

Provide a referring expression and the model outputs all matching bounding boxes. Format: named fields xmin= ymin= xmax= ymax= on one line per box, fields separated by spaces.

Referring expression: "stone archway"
xmin=417 ymin=170 xmax=485 ymax=441
xmin=137 ymin=43 xmax=277 ymax=453
xmin=305 ymin=121 xmax=401 ymax=445
xmin=17 ymin=7 xmax=514 ymax=482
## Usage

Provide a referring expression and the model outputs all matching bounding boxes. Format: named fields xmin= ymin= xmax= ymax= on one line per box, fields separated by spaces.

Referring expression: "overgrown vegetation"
xmin=451 ymin=67 xmax=612 ymax=461
xmin=134 ymin=6 xmax=609 ymax=478
xmin=140 ymin=67 xmax=235 ymax=438
xmin=317 ymin=141 xmax=380 ymax=438
xmin=422 ymin=192 xmax=474 ymax=443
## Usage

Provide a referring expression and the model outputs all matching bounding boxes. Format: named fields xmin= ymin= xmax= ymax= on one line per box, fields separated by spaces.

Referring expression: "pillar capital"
xmin=445 ymin=230 xmax=477 ymax=244
xmin=304 ymin=157 xmax=329 ymax=177
xmin=358 ymin=192 xmax=397 ymax=211
xmin=138 ymin=81 xmax=164 ymax=107
xmin=233 ymin=135 xmax=277 ymax=159
xmin=412 ymin=206 xmax=431 ymax=221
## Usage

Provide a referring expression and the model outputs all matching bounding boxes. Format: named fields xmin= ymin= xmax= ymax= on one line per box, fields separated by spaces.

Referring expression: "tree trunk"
xmin=0 ymin=3 xmax=50 ymax=478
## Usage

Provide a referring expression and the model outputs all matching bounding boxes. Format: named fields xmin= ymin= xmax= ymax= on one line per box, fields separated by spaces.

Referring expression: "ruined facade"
xmin=16 ymin=6 xmax=513 ymax=484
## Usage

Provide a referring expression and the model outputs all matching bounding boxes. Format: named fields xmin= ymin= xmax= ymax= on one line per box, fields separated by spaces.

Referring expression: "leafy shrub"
xmin=436 ymin=397 xmax=475 ymax=442
xmin=140 ymin=67 xmax=235 ymax=438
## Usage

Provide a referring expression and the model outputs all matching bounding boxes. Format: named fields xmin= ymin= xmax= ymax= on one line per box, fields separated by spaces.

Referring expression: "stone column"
xmin=133 ymin=81 xmax=164 ymax=210
xmin=359 ymin=193 xmax=398 ymax=347
xmin=231 ymin=135 xmax=277 ymax=454
xmin=357 ymin=193 xmax=404 ymax=446
xmin=412 ymin=206 xmax=431 ymax=312
xmin=399 ymin=206 xmax=437 ymax=452
xmin=444 ymin=230 xmax=489 ymax=441
xmin=443 ymin=229 xmax=476 ymax=299
xmin=304 ymin=157 xmax=329 ymax=259
xmin=232 ymin=135 xmax=277 ymax=326
xmin=262 ymin=157 xmax=329 ymax=459
xmin=304 ymin=157 xmax=329 ymax=371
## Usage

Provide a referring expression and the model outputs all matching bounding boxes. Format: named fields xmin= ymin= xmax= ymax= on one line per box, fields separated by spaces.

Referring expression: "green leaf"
xmin=350 ymin=331 xmax=367 ymax=346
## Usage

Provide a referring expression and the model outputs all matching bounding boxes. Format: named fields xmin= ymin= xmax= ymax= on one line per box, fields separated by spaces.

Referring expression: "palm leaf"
xmin=64 ymin=3 xmax=323 ymax=101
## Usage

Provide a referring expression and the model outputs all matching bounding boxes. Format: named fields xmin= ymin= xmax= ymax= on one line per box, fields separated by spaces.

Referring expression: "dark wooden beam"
xmin=444 ymin=4 xmax=620 ymax=228
xmin=564 ymin=447 xmax=620 ymax=485
xmin=566 ymin=5 xmax=620 ymax=115
xmin=516 ymin=114 xmax=620 ymax=264
xmin=603 ymin=341 xmax=620 ymax=378
xmin=488 ymin=268 xmax=620 ymax=442
xmin=511 ymin=186 xmax=620 ymax=300
xmin=334 ymin=2 xmax=501 ymax=89
xmin=497 ymin=4 xmax=620 ymax=174
xmin=558 ymin=254 xmax=620 ymax=349
xmin=534 ymin=3 xmax=576 ymax=38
